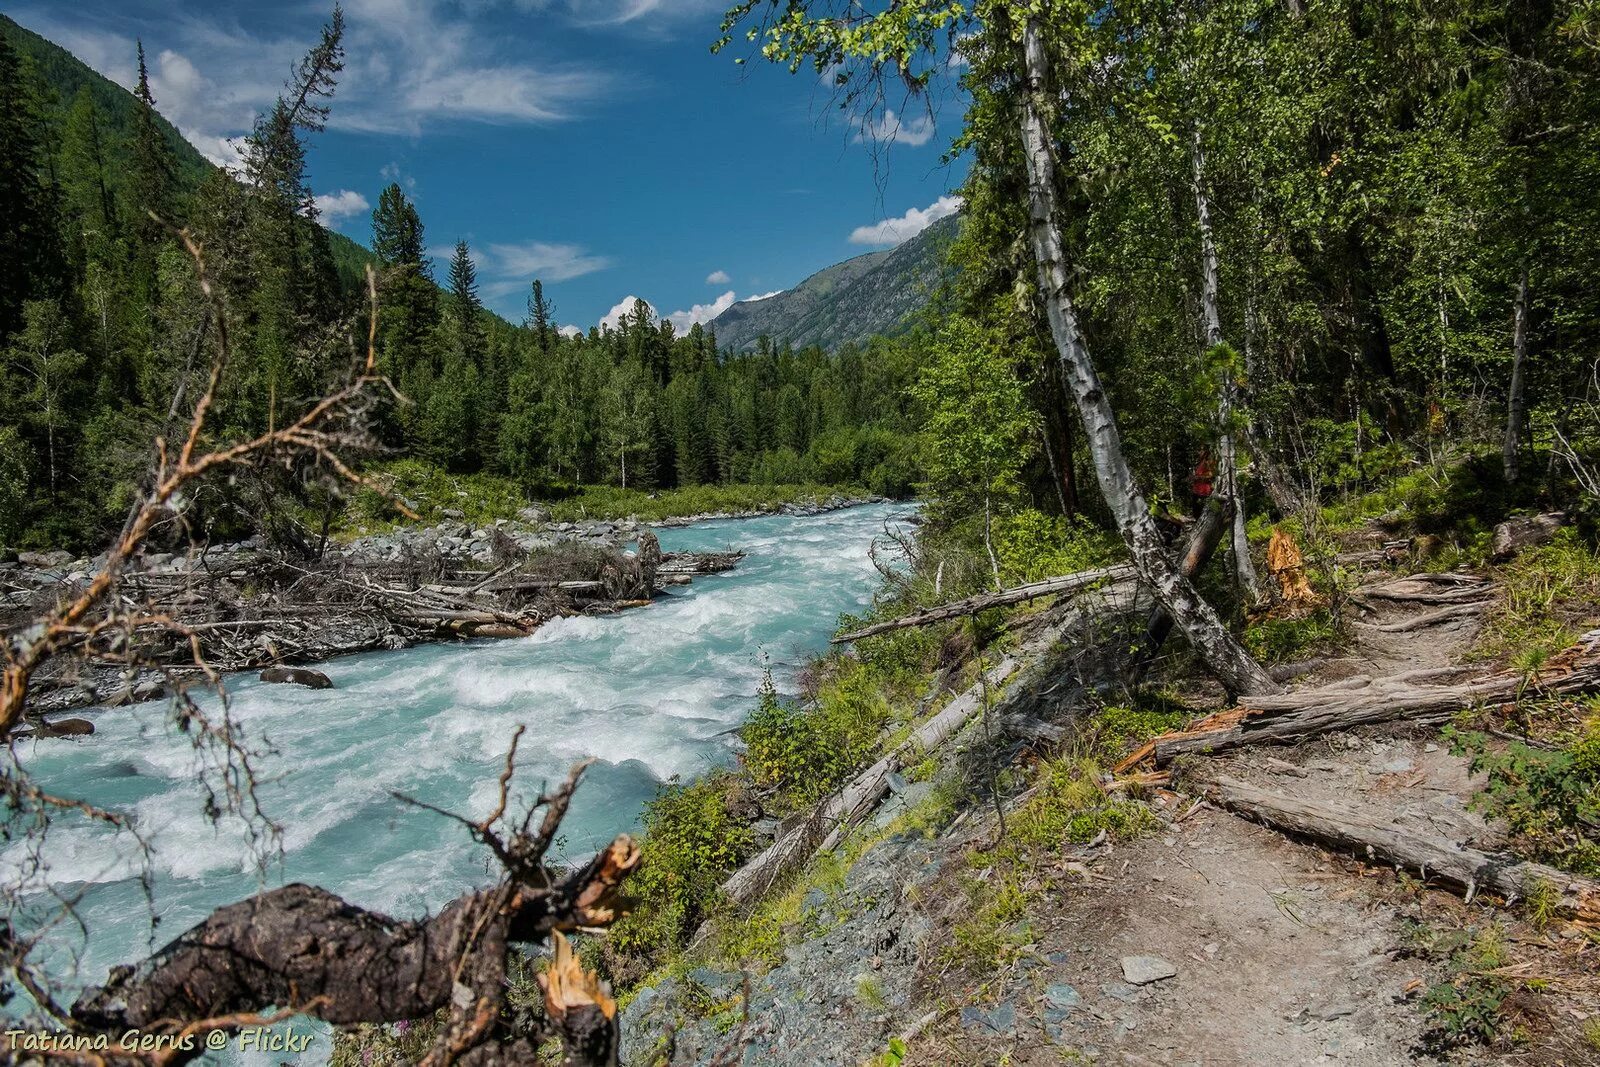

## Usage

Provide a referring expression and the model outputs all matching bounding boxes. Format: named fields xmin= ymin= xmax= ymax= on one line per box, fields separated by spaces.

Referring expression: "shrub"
xmin=1474 ymin=528 xmax=1600 ymax=667
xmin=604 ymin=772 xmax=755 ymax=977
xmin=1447 ymin=715 xmax=1600 ymax=875
xmin=1243 ymin=608 xmax=1343 ymax=665
xmin=993 ymin=508 xmax=1120 ymax=585
xmin=741 ymin=665 xmax=890 ymax=809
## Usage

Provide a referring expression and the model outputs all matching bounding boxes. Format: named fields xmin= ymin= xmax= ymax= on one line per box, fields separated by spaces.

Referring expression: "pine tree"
xmin=448 ymin=239 xmax=485 ymax=366
xmin=0 ymin=31 xmax=56 ymax=336
xmin=526 ymin=279 xmax=554 ymax=353
xmin=57 ymin=87 xmax=117 ymax=266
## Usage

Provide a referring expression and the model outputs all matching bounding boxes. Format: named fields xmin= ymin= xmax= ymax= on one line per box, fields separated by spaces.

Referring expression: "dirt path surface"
xmin=621 ymin=559 xmax=1600 ymax=1066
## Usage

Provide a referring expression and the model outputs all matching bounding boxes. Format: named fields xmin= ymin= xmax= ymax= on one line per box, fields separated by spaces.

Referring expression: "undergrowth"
xmin=1473 ymin=528 xmax=1600 ymax=669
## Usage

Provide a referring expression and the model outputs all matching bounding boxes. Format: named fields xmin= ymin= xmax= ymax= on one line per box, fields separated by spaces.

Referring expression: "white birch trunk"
xmin=1020 ymin=19 xmax=1277 ymax=696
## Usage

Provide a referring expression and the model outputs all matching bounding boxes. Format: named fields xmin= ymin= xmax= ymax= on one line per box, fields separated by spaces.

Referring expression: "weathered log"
xmin=1187 ymin=770 xmax=1600 ymax=922
xmin=72 ymin=836 xmax=641 ymax=1037
xmin=720 ymin=655 xmax=1024 ymax=905
xmin=1126 ymin=498 xmax=1231 ymax=684
xmin=1492 ymin=511 xmax=1569 ymax=560
xmin=1149 ymin=631 xmax=1600 ymax=765
xmin=831 ymin=564 xmax=1137 ymax=644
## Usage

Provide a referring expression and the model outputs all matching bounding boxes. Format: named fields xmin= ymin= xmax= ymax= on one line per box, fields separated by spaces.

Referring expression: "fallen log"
xmin=1145 ymin=630 xmax=1600 ymax=766
xmin=1187 ymin=769 xmax=1600 ymax=922
xmin=1492 ymin=511 xmax=1569 ymax=560
xmin=831 ymin=564 xmax=1137 ymax=644
xmin=720 ymin=654 xmax=1025 ymax=906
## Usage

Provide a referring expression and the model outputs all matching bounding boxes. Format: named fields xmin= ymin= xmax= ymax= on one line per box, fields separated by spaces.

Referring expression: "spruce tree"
xmin=448 ymin=239 xmax=485 ymax=366
xmin=526 ymin=279 xmax=554 ymax=353
xmin=0 ymin=31 xmax=55 ymax=336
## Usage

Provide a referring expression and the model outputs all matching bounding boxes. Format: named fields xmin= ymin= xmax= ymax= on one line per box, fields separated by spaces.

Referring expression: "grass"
xmin=1473 ymin=528 xmax=1600 ymax=669
xmin=1242 ymin=608 xmax=1344 ymax=665
xmin=335 ymin=458 xmax=879 ymax=535
xmin=1418 ymin=924 xmax=1514 ymax=1047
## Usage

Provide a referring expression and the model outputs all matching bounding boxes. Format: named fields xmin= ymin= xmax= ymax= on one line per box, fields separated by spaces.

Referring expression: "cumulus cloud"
xmin=558 ymin=324 xmax=583 ymax=338
xmin=663 ymin=291 xmax=736 ymax=334
xmin=313 ymin=189 xmax=372 ymax=222
xmin=742 ymin=290 xmax=783 ymax=303
xmin=854 ymin=109 xmax=935 ymax=148
xmin=848 ymin=194 xmax=964 ymax=247
xmin=705 ymin=269 xmax=731 ymax=285
xmin=600 ymin=296 xmax=654 ymax=330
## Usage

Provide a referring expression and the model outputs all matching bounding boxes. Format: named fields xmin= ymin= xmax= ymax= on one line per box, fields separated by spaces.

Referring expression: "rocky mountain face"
xmin=711 ymin=214 xmax=960 ymax=353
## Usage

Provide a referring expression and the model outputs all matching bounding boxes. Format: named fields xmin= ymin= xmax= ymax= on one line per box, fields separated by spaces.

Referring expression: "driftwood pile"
xmin=3 ymin=529 xmax=740 ymax=714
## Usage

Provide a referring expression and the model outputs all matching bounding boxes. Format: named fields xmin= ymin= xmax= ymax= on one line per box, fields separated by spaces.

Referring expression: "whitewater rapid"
xmin=10 ymin=502 xmax=914 ymax=1023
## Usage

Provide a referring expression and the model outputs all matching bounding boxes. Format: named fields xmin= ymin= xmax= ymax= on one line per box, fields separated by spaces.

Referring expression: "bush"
xmin=1447 ymin=713 xmax=1600 ymax=875
xmin=604 ymin=772 xmax=755 ymax=978
xmin=993 ymin=508 xmax=1120 ymax=585
xmin=741 ymin=665 xmax=890 ymax=809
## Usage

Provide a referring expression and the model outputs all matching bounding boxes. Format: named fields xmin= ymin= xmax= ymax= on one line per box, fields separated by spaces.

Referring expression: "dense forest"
xmin=0 ymin=11 xmax=919 ymax=554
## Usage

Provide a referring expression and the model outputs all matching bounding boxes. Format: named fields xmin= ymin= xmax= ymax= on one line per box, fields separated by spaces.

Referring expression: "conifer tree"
xmin=0 ymin=31 xmax=55 ymax=336
xmin=526 ymin=279 xmax=554 ymax=353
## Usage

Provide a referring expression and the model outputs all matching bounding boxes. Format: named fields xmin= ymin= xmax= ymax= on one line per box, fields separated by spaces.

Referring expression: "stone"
xmin=1044 ymin=984 xmax=1082 ymax=1011
xmin=1307 ymin=1000 xmax=1357 ymax=1021
xmin=440 ymin=508 xmax=465 ymax=520
xmin=959 ymin=1002 xmax=1015 ymax=1034
xmin=259 ymin=666 xmax=334 ymax=689
xmin=1120 ymin=955 xmax=1177 ymax=985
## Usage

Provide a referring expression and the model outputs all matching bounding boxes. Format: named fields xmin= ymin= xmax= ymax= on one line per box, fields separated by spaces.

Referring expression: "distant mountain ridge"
xmin=711 ymin=213 xmax=959 ymax=352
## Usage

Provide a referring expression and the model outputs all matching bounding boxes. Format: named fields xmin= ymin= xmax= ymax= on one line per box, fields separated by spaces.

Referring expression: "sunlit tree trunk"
xmin=1019 ymin=19 xmax=1278 ymax=696
xmin=1190 ymin=125 xmax=1262 ymax=604
xmin=1502 ymin=264 xmax=1530 ymax=483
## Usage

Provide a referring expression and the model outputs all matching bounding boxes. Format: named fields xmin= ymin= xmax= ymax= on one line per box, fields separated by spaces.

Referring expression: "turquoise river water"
xmin=7 ymin=502 xmax=914 ymax=1059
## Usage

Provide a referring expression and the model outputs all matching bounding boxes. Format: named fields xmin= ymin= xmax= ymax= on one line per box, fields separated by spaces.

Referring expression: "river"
xmin=8 ymin=501 xmax=914 ymax=1046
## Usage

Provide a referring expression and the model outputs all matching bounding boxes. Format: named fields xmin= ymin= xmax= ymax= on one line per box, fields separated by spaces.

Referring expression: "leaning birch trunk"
xmin=1019 ymin=19 xmax=1278 ymax=696
xmin=1186 ymin=770 xmax=1600 ymax=922
xmin=1502 ymin=263 xmax=1531 ymax=483
xmin=719 ymin=655 xmax=1023 ymax=906
xmin=1190 ymin=124 xmax=1262 ymax=604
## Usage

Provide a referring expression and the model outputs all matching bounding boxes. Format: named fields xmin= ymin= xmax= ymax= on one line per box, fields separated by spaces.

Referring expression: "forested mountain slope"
xmin=711 ymin=213 xmax=958 ymax=352
xmin=0 ymin=13 xmax=377 ymax=286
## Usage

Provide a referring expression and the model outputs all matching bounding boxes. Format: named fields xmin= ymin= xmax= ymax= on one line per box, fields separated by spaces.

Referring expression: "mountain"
xmin=1 ymin=13 xmax=378 ymax=289
xmin=711 ymin=213 xmax=959 ymax=352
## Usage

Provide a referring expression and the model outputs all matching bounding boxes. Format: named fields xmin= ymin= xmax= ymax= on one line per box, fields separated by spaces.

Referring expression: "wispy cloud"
xmin=742 ymin=290 xmax=783 ymax=303
xmin=8 ymin=0 xmax=612 ymax=168
xmin=484 ymin=241 xmax=613 ymax=283
xmin=313 ymin=189 xmax=371 ymax=222
xmin=849 ymin=194 xmax=963 ymax=247
xmin=705 ymin=269 xmax=731 ymax=285
xmin=854 ymin=108 xmax=935 ymax=148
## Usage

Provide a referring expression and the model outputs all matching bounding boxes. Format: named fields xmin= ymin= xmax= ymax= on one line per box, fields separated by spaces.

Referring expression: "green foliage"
xmin=1417 ymin=924 xmax=1513 ymax=1046
xmin=1243 ymin=609 xmax=1344 ymax=665
xmin=1475 ymin=528 xmax=1600 ymax=667
xmin=1447 ymin=714 xmax=1600 ymax=875
xmin=546 ymin=482 xmax=859 ymax=524
xmin=741 ymin=663 xmax=890 ymax=809
xmin=992 ymin=508 xmax=1120 ymax=585
xmin=605 ymin=772 xmax=755 ymax=972
xmin=1008 ymin=756 xmax=1158 ymax=850
xmin=1089 ymin=700 xmax=1193 ymax=753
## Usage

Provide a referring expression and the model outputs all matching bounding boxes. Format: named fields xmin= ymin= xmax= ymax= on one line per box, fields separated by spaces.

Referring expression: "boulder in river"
xmin=260 ymin=666 xmax=334 ymax=689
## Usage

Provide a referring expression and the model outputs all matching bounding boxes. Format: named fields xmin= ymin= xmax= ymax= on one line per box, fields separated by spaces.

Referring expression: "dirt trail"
xmin=621 ymin=559 xmax=1599 ymax=1066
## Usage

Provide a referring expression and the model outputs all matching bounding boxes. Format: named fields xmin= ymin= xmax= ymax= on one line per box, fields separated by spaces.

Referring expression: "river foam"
xmin=9 ymin=502 xmax=914 ymax=1023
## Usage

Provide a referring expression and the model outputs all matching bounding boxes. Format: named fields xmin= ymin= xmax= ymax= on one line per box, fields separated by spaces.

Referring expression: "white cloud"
xmin=849 ymin=194 xmax=964 ymax=247
xmin=742 ymin=290 xmax=783 ymax=303
xmin=485 ymin=241 xmax=612 ymax=283
xmin=6 ymin=1 xmax=612 ymax=170
xmin=854 ymin=109 xmax=935 ymax=148
xmin=600 ymin=296 xmax=654 ymax=330
xmin=705 ymin=269 xmax=731 ymax=286
xmin=313 ymin=189 xmax=372 ymax=222
xmin=664 ymin=291 xmax=736 ymax=334
xmin=558 ymin=324 xmax=583 ymax=338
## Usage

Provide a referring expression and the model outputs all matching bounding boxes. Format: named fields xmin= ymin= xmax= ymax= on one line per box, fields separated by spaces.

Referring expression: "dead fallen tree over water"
xmin=831 ymin=565 xmax=1137 ymax=644
xmin=1121 ymin=629 xmax=1600 ymax=769
xmin=1185 ymin=768 xmax=1600 ymax=922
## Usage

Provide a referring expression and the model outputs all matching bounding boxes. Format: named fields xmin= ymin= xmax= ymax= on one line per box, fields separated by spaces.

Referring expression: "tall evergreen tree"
xmin=0 ymin=31 xmax=56 ymax=336
xmin=526 ymin=279 xmax=554 ymax=353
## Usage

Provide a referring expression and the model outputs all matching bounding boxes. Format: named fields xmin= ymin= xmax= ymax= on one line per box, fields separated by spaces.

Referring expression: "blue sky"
xmin=10 ymin=0 xmax=971 ymax=331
